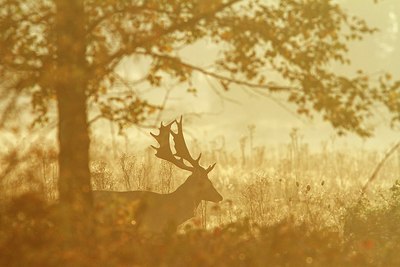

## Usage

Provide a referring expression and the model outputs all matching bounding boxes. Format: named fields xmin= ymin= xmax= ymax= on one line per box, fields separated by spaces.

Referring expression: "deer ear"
xmin=206 ymin=163 xmax=216 ymax=173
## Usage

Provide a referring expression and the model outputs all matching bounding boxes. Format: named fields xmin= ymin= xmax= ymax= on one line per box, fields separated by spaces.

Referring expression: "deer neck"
xmin=173 ymin=179 xmax=202 ymax=210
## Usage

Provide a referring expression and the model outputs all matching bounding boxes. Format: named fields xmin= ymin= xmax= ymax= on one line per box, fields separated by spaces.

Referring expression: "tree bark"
xmin=55 ymin=0 xmax=92 ymax=214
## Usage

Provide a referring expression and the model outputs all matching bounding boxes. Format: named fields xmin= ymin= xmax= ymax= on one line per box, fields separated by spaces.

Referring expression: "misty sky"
xmin=98 ymin=0 xmax=400 ymax=152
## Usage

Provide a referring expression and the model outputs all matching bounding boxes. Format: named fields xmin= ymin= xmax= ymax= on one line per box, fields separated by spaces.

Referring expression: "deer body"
xmin=93 ymin=190 xmax=198 ymax=231
xmin=94 ymin=117 xmax=222 ymax=232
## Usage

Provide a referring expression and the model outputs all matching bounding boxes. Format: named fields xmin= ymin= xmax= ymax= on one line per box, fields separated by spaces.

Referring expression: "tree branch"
xmin=359 ymin=141 xmax=400 ymax=199
xmin=96 ymin=0 xmax=241 ymax=72
xmin=140 ymin=51 xmax=297 ymax=92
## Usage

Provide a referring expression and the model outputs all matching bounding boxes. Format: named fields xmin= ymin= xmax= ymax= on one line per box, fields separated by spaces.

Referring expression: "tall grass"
xmin=1 ymin=129 xmax=399 ymax=266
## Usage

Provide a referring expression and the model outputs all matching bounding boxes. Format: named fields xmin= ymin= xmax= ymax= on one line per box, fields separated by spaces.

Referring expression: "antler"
xmin=151 ymin=116 xmax=216 ymax=174
xmin=171 ymin=116 xmax=201 ymax=169
xmin=151 ymin=120 xmax=193 ymax=171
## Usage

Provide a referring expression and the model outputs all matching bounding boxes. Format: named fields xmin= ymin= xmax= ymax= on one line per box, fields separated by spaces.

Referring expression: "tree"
xmin=54 ymin=0 xmax=92 ymax=219
xmin=1 ymin=0 xmax=399 ymax=214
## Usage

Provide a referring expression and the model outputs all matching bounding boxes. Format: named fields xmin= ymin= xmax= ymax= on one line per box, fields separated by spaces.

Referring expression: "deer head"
xmin=151 ymin=117 xmax=222 ymax=203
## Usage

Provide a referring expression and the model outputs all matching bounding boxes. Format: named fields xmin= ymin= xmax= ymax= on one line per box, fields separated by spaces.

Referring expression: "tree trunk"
xmin=55 ymin=0 xmax=92 ymax=217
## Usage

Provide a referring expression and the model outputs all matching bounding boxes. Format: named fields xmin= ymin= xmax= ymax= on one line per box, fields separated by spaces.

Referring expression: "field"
xmin=1 ymin=130 xmax=400 ymax=266
xmin=1 ymin=0 xmax=399 ymax=266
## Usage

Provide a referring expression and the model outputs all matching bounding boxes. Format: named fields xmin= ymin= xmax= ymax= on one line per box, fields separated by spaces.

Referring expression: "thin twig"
xmin=359 ymin=141 xmax=400 ymax=200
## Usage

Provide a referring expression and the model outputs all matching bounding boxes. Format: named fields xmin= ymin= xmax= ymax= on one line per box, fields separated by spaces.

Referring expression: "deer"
xmin=93 ymin=117 xmax=223 ymax=232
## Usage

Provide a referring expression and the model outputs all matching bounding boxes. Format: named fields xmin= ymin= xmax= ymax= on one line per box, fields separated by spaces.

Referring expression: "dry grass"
xmin=1 ymin=131 xmax=400 ymax=266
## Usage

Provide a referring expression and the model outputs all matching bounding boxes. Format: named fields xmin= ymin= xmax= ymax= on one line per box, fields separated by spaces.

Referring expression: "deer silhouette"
xmin=93 ymin=117 xmax=222 ymax=232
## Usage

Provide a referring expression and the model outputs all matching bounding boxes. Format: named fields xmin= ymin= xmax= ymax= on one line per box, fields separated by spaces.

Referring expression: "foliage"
xmin=0 ymin=192 xmax=376 ymax=267
xmin=343 ymin=182 xmax=400 ymax=267
xmin=1 ymin=0 xmax=399 ymax=135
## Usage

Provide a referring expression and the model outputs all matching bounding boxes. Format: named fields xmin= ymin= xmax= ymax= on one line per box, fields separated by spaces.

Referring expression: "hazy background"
xmin=101 ymin=0 xmax=398 ymax=152
xmin=7 ymin=0 xmax=398 ymax=153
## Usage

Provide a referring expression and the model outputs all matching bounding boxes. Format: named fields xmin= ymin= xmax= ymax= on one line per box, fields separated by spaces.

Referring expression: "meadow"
xmin=1 ymin=128 xmax=400 ymax=266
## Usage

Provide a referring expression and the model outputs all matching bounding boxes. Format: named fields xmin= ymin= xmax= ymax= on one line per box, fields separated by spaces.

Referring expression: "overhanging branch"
xmin=140 ymin=51 xmax=297 ymax=92
xmin=94 ymin=0 xmax=241 ymax=74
